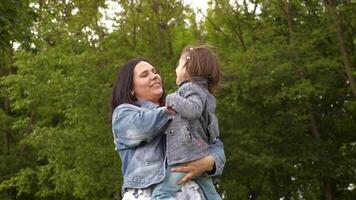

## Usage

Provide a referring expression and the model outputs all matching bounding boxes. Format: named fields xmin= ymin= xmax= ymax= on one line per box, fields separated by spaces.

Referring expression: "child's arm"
xmin=165 ymin=84 xmax=206 ymax=120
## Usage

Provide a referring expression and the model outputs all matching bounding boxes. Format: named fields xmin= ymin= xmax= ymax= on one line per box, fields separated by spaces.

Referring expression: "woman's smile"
xmin=151 ymin=81 xmax=161 ymax=87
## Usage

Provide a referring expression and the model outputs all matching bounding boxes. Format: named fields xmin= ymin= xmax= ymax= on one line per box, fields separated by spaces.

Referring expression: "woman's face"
xmin=175 ymin=55 xmax=188 ymax=85
xmin=132 ymin=61 xmax=163 ymax=104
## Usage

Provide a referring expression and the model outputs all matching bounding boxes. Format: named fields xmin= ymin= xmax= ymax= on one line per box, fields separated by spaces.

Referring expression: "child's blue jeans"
xmin=152 ymin=165 xmax=221 ymax=200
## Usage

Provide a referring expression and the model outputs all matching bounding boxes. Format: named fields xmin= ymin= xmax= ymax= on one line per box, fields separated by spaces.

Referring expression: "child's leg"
xmin=152 ymin=166 xmax=186 ymax=200
xmin=195 ymin=176 xmax=222 ymax=200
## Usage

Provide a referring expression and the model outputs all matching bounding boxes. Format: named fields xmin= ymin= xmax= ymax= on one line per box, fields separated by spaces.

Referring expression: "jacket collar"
xmin=134 ymin=100 xmax=160 ymax=110
xmin=178 ymin=76 xmax=208 ymax=88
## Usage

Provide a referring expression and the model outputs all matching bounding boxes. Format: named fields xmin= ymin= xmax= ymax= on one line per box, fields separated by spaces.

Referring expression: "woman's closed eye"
xmin=140 ymin=71 xmax=148 ymax=77
xmin=140 ymin=68 xmax=157 ymax=77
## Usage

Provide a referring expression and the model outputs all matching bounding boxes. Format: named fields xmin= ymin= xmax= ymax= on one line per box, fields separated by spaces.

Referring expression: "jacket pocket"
xmin=166 ymin=126 xmax=192 ymax=163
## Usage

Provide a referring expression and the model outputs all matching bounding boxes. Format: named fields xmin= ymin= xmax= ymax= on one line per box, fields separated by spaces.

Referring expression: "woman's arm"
xmin=171 ymin=137 xmax=226 ymax=184
xmin=112 ymin=104 xmax=171 ymax=149
xmin=206 ymin=137 xmax=225 ymax=176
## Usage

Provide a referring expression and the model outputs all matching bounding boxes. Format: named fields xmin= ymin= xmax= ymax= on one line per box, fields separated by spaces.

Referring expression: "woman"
xmin=111 ymin=58 xmax=225 ymax=199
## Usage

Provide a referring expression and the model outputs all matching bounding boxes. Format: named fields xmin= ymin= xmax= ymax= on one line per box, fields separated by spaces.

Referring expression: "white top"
xmin=122 ymin=181 xmax=205 ymax=200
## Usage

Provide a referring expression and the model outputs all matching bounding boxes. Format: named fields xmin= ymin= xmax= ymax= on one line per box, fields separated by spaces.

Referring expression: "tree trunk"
xmin=130 ymin=0 xmax=137 ymax=49
xmin=284 ymin=0 xmax=295 ymax=43
xmin=283 ymin=0 xmax=323 ymax=142
xmin=232 ymin=18 xmax=247 ymax=51
xmin=283 ymin=0 xmax=322 ymax=144
xmin=324 ymin=179 xmax=333 ymax=200
xmin=307 ymin=102 xmax=321 ymax=143
xmin=167 ymin=38 xmax=175 ymax=66
xmin=3 ymin=132 xmax=10 ymax=154
xmin=231 ymin=20 xmax=247 ymax=51
xmin=270 ymin=169 xmax=280 ymax=199
xmin=324 ymin=0 xmax=356 ymax=97
xmin=20 ymin=111 xmax=35 ymax=156
xmin=1 ymin=47 xmax=13 ymax=155
xmin=283 ymin=1 xmax=333 ymax=199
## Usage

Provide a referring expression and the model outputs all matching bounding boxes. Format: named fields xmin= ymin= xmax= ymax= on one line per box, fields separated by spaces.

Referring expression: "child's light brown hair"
xmin=181 ymin=45 xmax=220 ymax=92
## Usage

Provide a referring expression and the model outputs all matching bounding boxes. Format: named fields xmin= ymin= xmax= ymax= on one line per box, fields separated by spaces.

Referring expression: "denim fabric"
xmin=112 ymin=100 xmax=226 ymax=192
xmin=152 ymin=165 xmax=221 ymax=200
xmin=165 ymin=77 xmax=220 ymax=165
xmin=112 ymin=101 xmax=171 ymax=190
xmin=152 ymin=165 xmax=186 ymax=200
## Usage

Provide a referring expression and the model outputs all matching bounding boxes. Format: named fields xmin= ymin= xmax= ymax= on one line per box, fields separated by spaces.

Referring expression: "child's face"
xmin=175 ymin=55 xmax=188 ymax=85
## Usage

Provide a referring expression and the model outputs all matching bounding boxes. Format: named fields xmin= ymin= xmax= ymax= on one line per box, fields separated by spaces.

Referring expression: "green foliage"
xmin=0 ymin=0 xmax=34 ymax=50
xmin=0 ymin=0 xmax=355 ymax=199
xmin=208 ymin=0 xmax=356 ymax=199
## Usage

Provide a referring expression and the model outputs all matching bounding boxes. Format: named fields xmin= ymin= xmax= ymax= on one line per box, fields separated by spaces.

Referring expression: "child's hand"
xmin=165 ymin=105 xmax=176 ymax=114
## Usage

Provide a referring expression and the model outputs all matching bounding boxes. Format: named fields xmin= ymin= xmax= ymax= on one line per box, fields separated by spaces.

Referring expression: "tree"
xmin=203 ymin=0 xmax=356 ymax=199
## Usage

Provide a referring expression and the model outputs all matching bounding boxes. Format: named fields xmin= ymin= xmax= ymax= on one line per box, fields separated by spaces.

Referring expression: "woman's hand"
xmin=170 ymin=155 xmax=215 ymax=185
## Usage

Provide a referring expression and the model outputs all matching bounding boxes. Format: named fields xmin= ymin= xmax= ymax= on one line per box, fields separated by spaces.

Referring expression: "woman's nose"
xmin=150 ymin=73 xmax=158 ymax=80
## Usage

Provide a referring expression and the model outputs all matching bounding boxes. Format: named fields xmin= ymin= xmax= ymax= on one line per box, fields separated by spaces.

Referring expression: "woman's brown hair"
xmin=110 ymin=58 xmax=165 ymax=120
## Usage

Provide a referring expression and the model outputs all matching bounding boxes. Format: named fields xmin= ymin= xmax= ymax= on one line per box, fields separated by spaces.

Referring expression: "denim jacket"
xmin=165 ymin=77 xmax=220 ymax=165
xmin=112 ymin=100 xmax=225 ymax=190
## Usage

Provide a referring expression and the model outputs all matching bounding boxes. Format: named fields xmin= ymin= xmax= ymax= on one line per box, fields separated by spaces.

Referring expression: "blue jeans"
xmin=152 ymin=166 xmax=221 ymax=200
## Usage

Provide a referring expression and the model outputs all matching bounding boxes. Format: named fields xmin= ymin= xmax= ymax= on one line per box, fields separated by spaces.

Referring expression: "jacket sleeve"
xmin=207 ymin=113 xmax=220 ymax=143
xmin=112 ymin=104 xmax=171 ymax=149
xmin=166 ymin=85 xmax=206 ymax=120
xmin=207 ymin=137 xmax=226 ymax=177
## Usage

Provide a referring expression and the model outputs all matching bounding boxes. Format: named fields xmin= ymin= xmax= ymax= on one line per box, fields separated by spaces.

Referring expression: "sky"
xmin=185 ymin=0 xmax=209 ymax=21
xmin=99 ymin=0 xmax=258 ymax=32
xmin=100 ymin=0 xmax=209 ymax=33
xmin=12 ymin=1 xmax=210 ymax=49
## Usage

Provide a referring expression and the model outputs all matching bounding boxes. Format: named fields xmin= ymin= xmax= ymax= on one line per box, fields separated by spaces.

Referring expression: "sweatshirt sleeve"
xmin=166 ymin=84 xmax=207 ymax=120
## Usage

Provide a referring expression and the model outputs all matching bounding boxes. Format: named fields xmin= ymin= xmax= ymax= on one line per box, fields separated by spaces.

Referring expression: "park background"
xmin=1 ymin=0 xmax=356 ymax=199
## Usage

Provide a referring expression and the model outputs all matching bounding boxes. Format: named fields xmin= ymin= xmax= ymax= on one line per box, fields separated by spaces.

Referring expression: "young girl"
xmin=152 ymin=46 xmax=222 ymax=200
